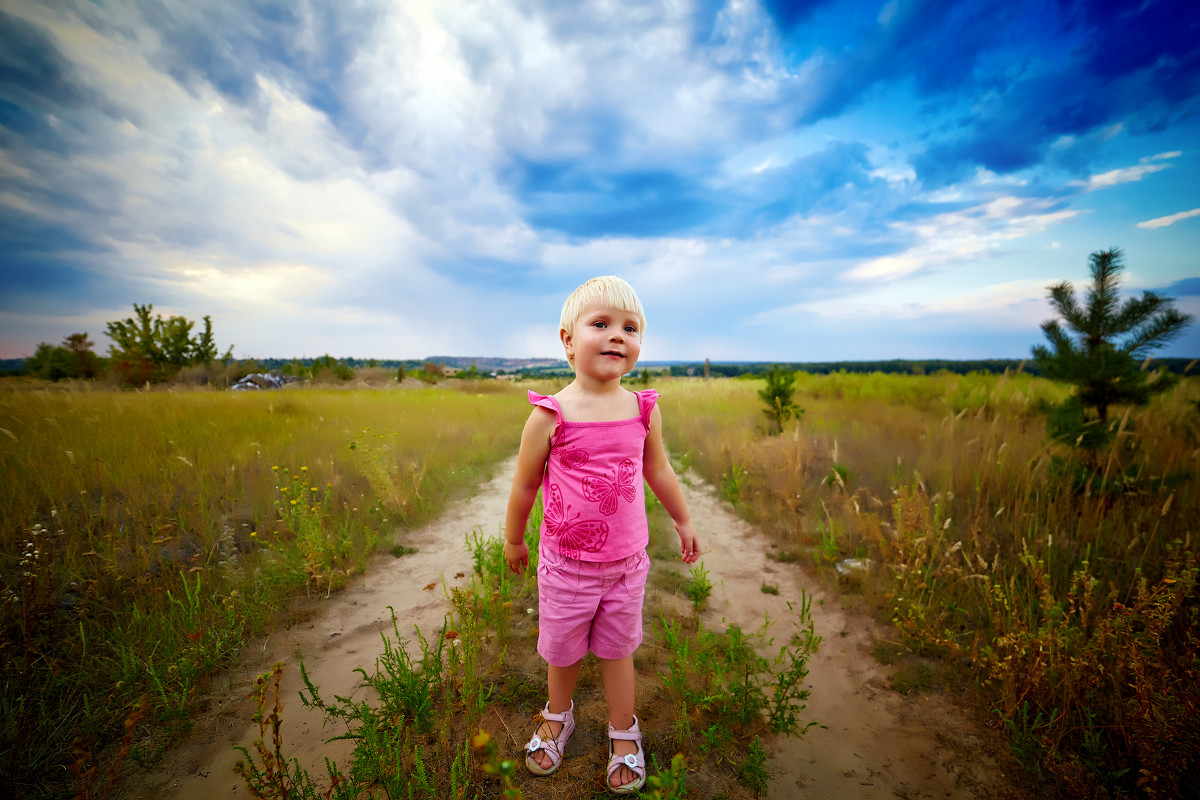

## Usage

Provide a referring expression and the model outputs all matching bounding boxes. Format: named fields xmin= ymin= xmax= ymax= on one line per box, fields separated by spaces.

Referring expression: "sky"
xmin=1 ymin=0 xmax=1198 ymax=363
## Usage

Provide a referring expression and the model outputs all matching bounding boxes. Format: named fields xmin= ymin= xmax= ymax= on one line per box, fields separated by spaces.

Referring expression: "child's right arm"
xmin=504 ymin=407 xmax=555 ymax=573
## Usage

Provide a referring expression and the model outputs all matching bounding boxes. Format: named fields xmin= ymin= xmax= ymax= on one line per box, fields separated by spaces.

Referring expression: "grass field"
xmin=658 ymin=370 xmax=1199 ymax=798
xmin=3 ymin=371 xmax=1196 ymax=798
xmin=0 ymin=380 xmax=531 ymax=798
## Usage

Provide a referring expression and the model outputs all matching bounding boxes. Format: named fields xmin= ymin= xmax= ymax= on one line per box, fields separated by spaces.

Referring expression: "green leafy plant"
xmin=646 ymin=752 xmax=689 ymax=799
xmin=758 ymin=364 xmax=801 ymax=434
xmin=685 ymin=561 xmax=714 ymax=613
xmin=720 ymin=460 xmax=750 ymax=505
xmin=736 ymin=736 xmax=769 ymax=796
xmin=657 ymin=604 xmax=820 ymax=740
xmin=273 ymin=465 xmax=372 ymax=595
xmin=1032 ymin=247 xmax=1192 ymax=451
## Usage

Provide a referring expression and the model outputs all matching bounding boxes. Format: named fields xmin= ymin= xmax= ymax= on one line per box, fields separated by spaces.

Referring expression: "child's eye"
xmin=592 ymin=321 xmax=607 ymax=328
xmin=624 ymin=325 xmax=637 ymax=333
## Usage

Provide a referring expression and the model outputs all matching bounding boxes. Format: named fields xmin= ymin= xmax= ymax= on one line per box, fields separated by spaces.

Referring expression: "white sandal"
xmin=524 ymin=700 xmax=575 ymax=776
xmin=606 ymin=715 xmax=646 ymax=795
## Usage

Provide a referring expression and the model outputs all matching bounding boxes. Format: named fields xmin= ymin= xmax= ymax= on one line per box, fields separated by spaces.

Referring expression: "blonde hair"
xmin=559 ymin=276 xmax=646 ymax=339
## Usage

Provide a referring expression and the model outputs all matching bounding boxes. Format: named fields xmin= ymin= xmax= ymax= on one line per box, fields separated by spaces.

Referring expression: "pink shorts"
xmin=536 ymin=547 xmax=650 ymax=667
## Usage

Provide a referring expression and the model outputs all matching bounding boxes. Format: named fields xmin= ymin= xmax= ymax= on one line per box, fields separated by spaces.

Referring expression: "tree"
xmin=26 ymin=333 xmax=102 ymax=381
xmin=192 ymin=316 xmax=219 ymax=365
xmin=159 ymin=315 xmax=195 ymax=367
xmin=759 ymin=365 xmax=801 ymax=435
xmin=63 ymin=332 xmax=102 ymax=378
xmin=1031 ymin=248 xmax=1193 ymax=445
xmin=105 ymin=304 xmax=234 ymax=384
xmin=26 ymin=343 xmax=75 ymax=381
xmin=312 ymin=354 xmax=353 ymax=382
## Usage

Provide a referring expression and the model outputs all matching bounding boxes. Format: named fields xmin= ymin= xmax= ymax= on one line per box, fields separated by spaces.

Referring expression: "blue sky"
xmin=1 ymin=0 xmax=1198 ymax=362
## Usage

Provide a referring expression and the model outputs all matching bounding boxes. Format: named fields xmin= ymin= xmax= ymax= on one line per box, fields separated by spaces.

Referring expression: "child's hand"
xmin=676 ymin=521 xmax=700 ymax=564
xmin=504 ymin=540 xmax=529 ymax=574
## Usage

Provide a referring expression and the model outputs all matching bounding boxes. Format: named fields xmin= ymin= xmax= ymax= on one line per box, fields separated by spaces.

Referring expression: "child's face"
xmin=561 ymin=298 xmax=642 ymax=381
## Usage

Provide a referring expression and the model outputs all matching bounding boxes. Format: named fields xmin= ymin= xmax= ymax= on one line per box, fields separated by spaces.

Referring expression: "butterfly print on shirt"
xmin=544 ymin=483 xmax=609 ymax=558
xmin=558 ymin=447 xmax=589 ymax=470
xmin=582 ymin=458 xmax=637 ymax=516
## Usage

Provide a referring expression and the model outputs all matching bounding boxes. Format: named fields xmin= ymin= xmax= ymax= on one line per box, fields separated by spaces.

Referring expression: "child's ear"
xmin=560 ymin=327 xmax=573 ymax=352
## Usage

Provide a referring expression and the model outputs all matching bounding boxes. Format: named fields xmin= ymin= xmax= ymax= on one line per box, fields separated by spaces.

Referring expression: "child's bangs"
xmin=561 ymin=276 xmax=646 ymax=334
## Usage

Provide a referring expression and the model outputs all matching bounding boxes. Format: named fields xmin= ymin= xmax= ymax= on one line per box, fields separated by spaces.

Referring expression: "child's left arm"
xmin=643 ymin=404 xmax=700 ymax=564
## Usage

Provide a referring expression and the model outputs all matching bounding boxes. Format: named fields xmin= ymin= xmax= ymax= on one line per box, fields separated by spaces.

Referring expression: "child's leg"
xmin=600 ymin=654 xmax=639 ymax=787
xmin=528 ymin=659 xmax=582 ymax=771
xmin=549 ymin=659 xmax=583 ymax=715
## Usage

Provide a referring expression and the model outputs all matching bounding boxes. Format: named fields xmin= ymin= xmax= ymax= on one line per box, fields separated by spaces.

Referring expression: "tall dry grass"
xmin=0 ymin=382 xmax=532 ymax=799
xmin=659 ymin=371 xmax=1199 ymax=798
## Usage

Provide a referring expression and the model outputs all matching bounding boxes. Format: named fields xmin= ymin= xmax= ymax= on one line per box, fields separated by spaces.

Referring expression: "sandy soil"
xmin=118 ymin=457 xmax=1028 ymax=800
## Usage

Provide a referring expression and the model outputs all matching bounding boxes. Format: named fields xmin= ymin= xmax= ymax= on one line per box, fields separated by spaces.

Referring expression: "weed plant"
xmin=685 ymin=561 xmax=714 ymax=613
xmin=660 ymin=371 xmax=1199 ymax=797
xmin=0 ymin=383 xmax=531 ymax=799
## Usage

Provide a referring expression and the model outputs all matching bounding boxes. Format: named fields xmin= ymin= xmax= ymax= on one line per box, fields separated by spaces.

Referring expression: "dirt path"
xmin=684 ymin=478 xmax=1023 ymax=799
xmin=121 ymin=457 xmax=1025 ymax=799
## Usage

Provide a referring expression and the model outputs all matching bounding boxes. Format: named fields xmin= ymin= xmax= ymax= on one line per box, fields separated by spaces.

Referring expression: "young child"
xmin=504 ymin=276 xmax=700 ymax=794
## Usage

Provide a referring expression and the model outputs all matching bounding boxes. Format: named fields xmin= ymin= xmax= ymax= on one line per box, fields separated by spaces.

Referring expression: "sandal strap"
xmin=608 ymin=715 xmax=642 ymax=742
xmin=540 ymin=700 xmax=573 ymax=723
xmin=608 ymin=749 xmax=644 ymax=769
xmin=526 ymin=734 xmax=564 ymax=755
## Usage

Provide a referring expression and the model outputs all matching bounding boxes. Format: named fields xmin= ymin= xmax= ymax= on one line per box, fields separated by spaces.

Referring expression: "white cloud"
xmin=870 ymin=165 xmax=917 ymax=184
xmin=1137 ymin=208 xmax=1200 ymax=230
xmin=1080 ymin=163 xmax=1168 ymax=189
xmin=757 ymin=278 xmax=1053 ymax=344
xmin=845 ymin=195 xmax=1079 ymax=281
xmin=155 ymin=256 xmax=334 ymax=304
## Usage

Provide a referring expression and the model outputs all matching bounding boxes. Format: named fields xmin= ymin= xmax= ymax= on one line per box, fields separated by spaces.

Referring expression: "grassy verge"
xmin=0 ymin=382 xmax=531 ymax=799
xmin=659 ymin=371 xmax=1199 ymax=798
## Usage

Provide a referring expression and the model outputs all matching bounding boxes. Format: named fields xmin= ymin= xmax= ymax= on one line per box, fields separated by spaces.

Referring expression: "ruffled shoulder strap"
xmin=527 ymin=390 xmax=563 ymax=432
xmin=635 ymin=389 xmax=660 ymax=430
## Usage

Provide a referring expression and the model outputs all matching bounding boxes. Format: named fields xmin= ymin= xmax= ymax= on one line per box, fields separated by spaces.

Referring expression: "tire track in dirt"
xmin=120 ymin=457 xmax=1025 ymax=799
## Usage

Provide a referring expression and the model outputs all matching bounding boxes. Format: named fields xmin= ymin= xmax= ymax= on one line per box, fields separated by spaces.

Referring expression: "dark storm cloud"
xmin=910 ymin=0 xmax=1200 ymax=185
xmin=0 ymin=8 xmax=133 ymax=153
xmin=131 ymin=0 xmax=378 ymax=146
xmin=763 ymin=0 xmax=1009 ymax=126
xmin=747 ymin=0 xmax=1199 ymax=186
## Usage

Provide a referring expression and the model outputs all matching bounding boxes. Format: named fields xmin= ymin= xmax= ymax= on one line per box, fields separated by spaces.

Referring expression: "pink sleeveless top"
xmin=529 ymin=389 xmax=659 ymax=562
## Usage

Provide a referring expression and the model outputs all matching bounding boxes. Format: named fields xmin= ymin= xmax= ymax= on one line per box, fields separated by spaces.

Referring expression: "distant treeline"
xmin=657 ymin=357 xmax=1197 ymax=378
xmin=3 ymin=355 xmax=1194 ymax=380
